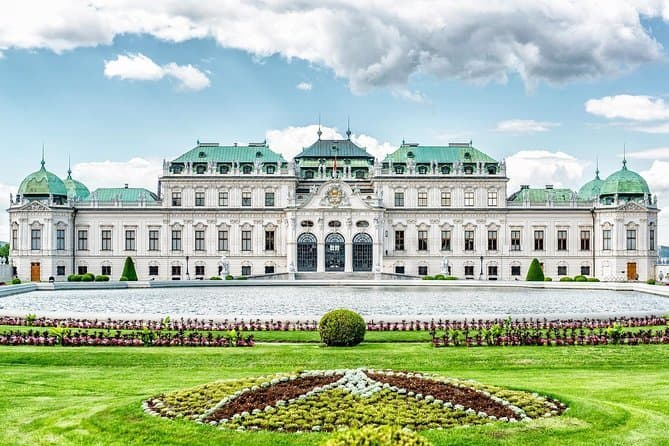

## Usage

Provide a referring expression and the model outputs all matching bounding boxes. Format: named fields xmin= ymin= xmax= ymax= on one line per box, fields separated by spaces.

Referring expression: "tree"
xmin=0 ymin=243 xmax=8 ymax=263
xmin=121 ymin=257 xmax=138 ymax=281
xmin=526 ymin=258 xmax=545 ymax=281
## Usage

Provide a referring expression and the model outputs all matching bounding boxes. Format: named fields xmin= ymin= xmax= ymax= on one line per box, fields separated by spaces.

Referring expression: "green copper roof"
xmin=295 ymin=139 xmax=373 ymax=159
xmin=85 ymin=188 xmax=159 ymax=203
xmin=509 ymin=187 xmax=579 ymax=203
xmin=578 ymin=171 xmax=604 ymax=201
xmin=298 ymin=158 xmax=372 ymax=168
xmin=18 ymin=161 xmax=68 ymax=197
xmin=384 ymin=143 xmax=497 ymax=164
xmin=63 ymin=169 xmax=90 ymax=200
xmin=600 ymin=161 xmax=650 ymax=196
xmin=173 ymin=142 xmax=286 ymax=164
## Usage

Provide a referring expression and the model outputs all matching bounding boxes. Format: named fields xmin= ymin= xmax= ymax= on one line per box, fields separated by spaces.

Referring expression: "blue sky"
xmin=1 ymin=2 xmax=669 ymax=241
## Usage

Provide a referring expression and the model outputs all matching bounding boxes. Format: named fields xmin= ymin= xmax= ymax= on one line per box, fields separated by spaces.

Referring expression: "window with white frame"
xmin=440 ymin=191 xmax=451 ymax=207
xmin=218 ymin=191 xmax=229 ymax=207
xmin=125 ymin=230 xmax=136 ymax=251
xmin=241 ymin=230 xmax=252 ymax=251
xmin=77 ymin=230 xmax=88 ymax=251
xmin=31 ymin=229 xmax=41 ymax=250
xmin=195 ymin=191 xmax=205 ymax=206
xmin=464 ymin=230 xmax=474 ymax=251
xmin=56 ymin=229 xmax=65 ymax=250
xmin=487 ymin=230 xmax=497 ymax=251
xmin=394 ymin=191 xmax=404 ymax=207
xmin=149 ymin=230 xmax=159 ymax=251
xmin=194 ymin=230 xmax=205 ymax=251
xmin=242 ymin=191 xmax=252 ymax=207
xmin=418 ymin=190 xmax=428 ymax=207
xmin=218 ymin=230 xmax=229 ymax=251
xmin=464 ymin=190 xmax=474 ymax=206
xmin=101 ymin=230 xmax=112 ymax=251
xmin=602 ymin=229 xmax=612 ymax=250
xmin=626 ymin=229 xmax=637 ymax=250
xmin=510 ymin=230 xmax=521 ymax=251
xmin=487 ymin=190 xmax=497 ymax=207
xmin=441 ymin=230 xmax=451 ymax=251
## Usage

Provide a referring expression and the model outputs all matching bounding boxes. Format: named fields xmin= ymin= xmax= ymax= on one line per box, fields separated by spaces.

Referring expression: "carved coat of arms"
xmin=327 ymin=185 xmax=344 ymax=206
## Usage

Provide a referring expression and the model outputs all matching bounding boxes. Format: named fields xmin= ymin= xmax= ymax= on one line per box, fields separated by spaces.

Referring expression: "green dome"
xmin=18 ymin=160 xmax=67 ymax=197
xmin=578 ymin=170 xmax=604 ymax=201
xmin=63 ymin=169 xmax=90 ymax=200
xmin=600 ymin=160 xmax=650 ymax=196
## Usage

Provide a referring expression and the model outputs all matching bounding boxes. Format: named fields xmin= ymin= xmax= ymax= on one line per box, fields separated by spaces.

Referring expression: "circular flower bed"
xmin=144 ymin=369 xmax=566 ymax=432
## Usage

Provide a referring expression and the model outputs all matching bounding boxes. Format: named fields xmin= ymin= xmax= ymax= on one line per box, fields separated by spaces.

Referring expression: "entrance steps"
xmin=294 ymin=272 xmax=376 ymax=281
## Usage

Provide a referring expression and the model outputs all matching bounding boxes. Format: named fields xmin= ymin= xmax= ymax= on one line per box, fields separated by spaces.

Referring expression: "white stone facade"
xmin=8 ymin=141 xmax=659 ymax=282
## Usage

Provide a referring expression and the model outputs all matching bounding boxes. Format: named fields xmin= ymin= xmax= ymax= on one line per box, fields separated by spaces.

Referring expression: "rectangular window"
xmin=511 ymin=265 xmax=521 ymax=276
xmin=650 ymin=229 xmax=656 ymax=251
xmin=56 ymin=265 xmax=66 ymax=276
xmin=626 ymin=229 xmax=637 ymax=250
xmin=534 ymin=230 xmax=544 ymax=250
xmin=265 ymin=265 xmax=275 ymax=274
xmin=218 ymin=230 xmax=229 ymax=251
xmin=418 ymin=266 xmax=428 ymax=276
xmin=77 ymin=266 xmax=87 ymax=275
xmin=464 ymin=230 xmax=475 ymax=251
xmin=195 ymin=265 xmax=205 ymax=276
xmin=464 ymin=265 xmax=474 ymax=276
xmin=510 ymin=230 xmax=521 ymax=251
xmin=149 ymin=230 xmax=159 ymax=251
xmin=488 ymin=265 xmax=498 ymax=277
xmin=101 ymin=265 xmax=111 ymax=276
xmin=395 ymin=266 xmax=405 ymax=274
xmin=171 ymin=191 xmax=182 ymax=207
xmin=487 ymin=230 xmax=498 ymax=251
xmin=441 ymin=230 xmax=451 ymax=251
xmin=101 ymin=230 xmax=112 ymax=251
xmin=580 ymin=230 xmax=591 ymax=250
xmin=218 ymin=191 xmax=229 ymax=207
xmin=171 ymin=265 xmax=181 ymax=276
xmin=394 ymin=230 xmax=405 ymax=251
xmin=12 ymin=228 xmax=18 ymax=250
xmin=417 ymin=230 xmax=428 ymax=251
xmin=603 ymin=229 xmax=612 ymax=250
xmin=557 ymin=265 xmax=568 ymax=276
xmin=77 ymin=230 xmax=88 ymax=251
xmin=31 ymin=229 xmax=41 ymax=250
xmin=56 ymin=229 xmax=65 ymax=250
xmin=417 ymin=191 xmax=428 ymax=207
xmin=149 ymin=266 xmax=159 ymax=276
xmin=195 ymin=191 xmax=205 ymax=206
xmin=241 ymin=265 xmax=251 ymax=276
xmin=464 ymin=190 xmax=474 ymax=206
xmin=440 ymin=191 xmax=451 ymax=207
xmin=242 ymin=191 xmax=252 ymax=207
xmin=394 ymin=191 xmax=404 ymax=207
xmin=241 ymin=230 xmax=252 ymax=251
xmin=125 ymin=230 xmax=136 ymax=251
xmin=265 ymin=192 xmax=275 ymax=207
xmin=581 ymin=266 xmax=591 ymax=276
xmin=488 ymin=190 xmax=498 ymax=207
xmin=194 ymin=230 xmax=205 ymax=251
xmin=265 ymin=230 xmax=275 ymax=251
xmin=557 ymin=230 xmax=568 ymax=251
xmin=171 ymin=230 xmax=182 ymax=251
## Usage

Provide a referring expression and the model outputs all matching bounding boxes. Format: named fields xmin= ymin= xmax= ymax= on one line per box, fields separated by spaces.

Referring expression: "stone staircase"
xmin=294 ymin=272 xmax=376 ymax=281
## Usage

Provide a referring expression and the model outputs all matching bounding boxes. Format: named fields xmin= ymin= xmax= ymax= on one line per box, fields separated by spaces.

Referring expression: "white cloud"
xmin=495 ymin=119 xmax=560 ymax=133
xmin=296 ymin=82 xmax=312 ymax=91
xmin=505 ymin=150 xmax=588 ymax=193
xmin=72 ymin=157 xmax=163 ymax=192
xmin=104 ymin=53 xmax=210 ymax=91
xmin=632 ymin=122 xmax=669 ymax=134
xmin=391 ymin=87 xmax=426 ymax=103
xmin=1 ymin=2 xmax=668 ymax=92
xmin=265 ymin=124 xmax=395 ymax=160
xmin=626 ymin=147 xmax=669 ymax=159
xmin=0 ymin=183 xmax=18 ymax=242
xmin=641 ymin=161 xmax=669 ymax=245
xmin=585 ymin=95 xmax=669 ymax=121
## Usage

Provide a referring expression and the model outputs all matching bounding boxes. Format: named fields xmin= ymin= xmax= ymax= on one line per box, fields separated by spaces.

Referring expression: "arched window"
xmin=325 ymin=233 xmax=345 ymax=271
xmin=352 ymin=233 xmax=373 ymax=272
xmin=356 ymin=221 xmax=369 ymax=228
xmin=297 ymin=233 xmax=317 ymax=272
xmin=301 ymin=220 xmax=314 ymax=228
xmin=328 ymin=221 xmax=341 ymax=228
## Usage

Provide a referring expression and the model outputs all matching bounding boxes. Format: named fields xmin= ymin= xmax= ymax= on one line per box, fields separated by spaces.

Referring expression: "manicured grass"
xmin=1 ymin=344 xmax=669 ymax=445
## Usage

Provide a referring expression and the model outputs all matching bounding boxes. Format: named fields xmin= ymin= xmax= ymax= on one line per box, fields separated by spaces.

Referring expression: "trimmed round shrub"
xmin=647 ymin=278 xmax=656 ymax=285
xmin=574 ymin=275 xmax=587 ymax=282
xmin=81 ymin=273 xmax=95 ymax=282
xmin=94 ymin=275 xmax=110 ymax=282
xmin=209 ymin=276 xmax=222 ymax=280
xmin=68 ymin=274 xmax=82 ymax=282
xmin=11 ymin=278 xmax=21 ymax=285
xmin=433 ymin=274 xmax=446 ymax=280
xmin=587 ymin=277 xmax=600 ymax=282
xmin=559 ymin=277 xmax=574 ymax=282
xmin=235 ymin=276 xmax=248 ymax=280
xmin=526 ymin=258 xmax=544 ymax=281
xmin=119 ymin=276 xmax=129 ymax=282
xmin=319 ymin=309 xmax=366 ymax=347
xmin=225 ymin=275 xmax=234 ymax=280
xmin=544 ymin=277 xmax=553 ymax=281
xmin=323 ymin=426 xmax=432 ymax=446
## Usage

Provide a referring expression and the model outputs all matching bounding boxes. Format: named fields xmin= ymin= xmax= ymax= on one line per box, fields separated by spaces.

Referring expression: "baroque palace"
xmin=8 ymin=128 xmax=659 ymax=282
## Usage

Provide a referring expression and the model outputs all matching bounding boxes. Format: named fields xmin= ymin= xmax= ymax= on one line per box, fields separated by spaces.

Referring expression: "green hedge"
xmin=574 ymin=275 xmax=587 ymax=282
xmin=94 ymin=275 xmax=110 ymax=282
xmin=11 ymin=278 xmax=21 ymax=285
xmin=587 ymin=277 xmax=600 ymax=282
xmin=209 ymin=276 xmax=222 ymax=280
xmin=559 ymin=277 xmax=574 ymax=282
xmin=544 ymin=277 xmax=552 ymax=281
xmin=67 ymin=274 xmax=82 ymax=282
xmin=319 ymin=309 xmax=366 ymax=347
xmin=225 ymin=275 xmax=234 ymax=280
xmin=526 ymin=258 xmax=544 ymax=281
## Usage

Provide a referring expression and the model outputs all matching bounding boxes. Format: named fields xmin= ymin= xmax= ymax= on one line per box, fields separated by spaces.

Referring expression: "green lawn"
xmin=1 ymin=343 xmax=668 ymax=445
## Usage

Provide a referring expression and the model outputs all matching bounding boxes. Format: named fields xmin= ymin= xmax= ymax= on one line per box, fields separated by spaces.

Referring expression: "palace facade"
xmin=8 ymin=130 xmax=659 ymax=281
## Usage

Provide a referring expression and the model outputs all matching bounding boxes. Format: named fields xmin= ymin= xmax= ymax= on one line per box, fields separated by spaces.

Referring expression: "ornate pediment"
xmin=299 ymin=179 xmax=375 ymax=210
xmin=616 ymin=201 xmax=647 ymax=212
xmin=19 ymin=201 xmax=52 ymax=212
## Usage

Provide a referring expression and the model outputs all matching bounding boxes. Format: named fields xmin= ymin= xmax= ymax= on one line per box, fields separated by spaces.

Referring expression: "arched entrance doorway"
xmin=352 ymin=233 xmax=373 ymax=272
xmin=297 ymin=233 xmax=317 ymax=272
xmin=325 ymin=233 xmax=345 ymax=271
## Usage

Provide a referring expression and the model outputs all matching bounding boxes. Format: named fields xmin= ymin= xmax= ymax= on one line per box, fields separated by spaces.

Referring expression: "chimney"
xmin=124 ymin=184 xmax=128 ymax=189
xmin=545 ymin=184 xmax=553 ymax=189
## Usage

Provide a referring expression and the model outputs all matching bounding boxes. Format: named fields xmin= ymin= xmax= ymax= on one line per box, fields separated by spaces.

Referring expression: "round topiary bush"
xmin=209 ymin=276 xmax=222 ymax=280
xmin=225 ymin=275 xmax=234 ymax=280
xmin=11 ymin=278 xmax=21 ymax=285
xmin=647 ymin=278 xmax=656 ymax=285
xmin=433 ymin=274 xmax=446 ymax=280
xmin=323 ymin=426 xmax=432 ymax=446
xmin=68 ymin=274 xmax=82 ymax=282
xmin=544 ymin=277 xmax=553 ymax=281
xmin=94 ymin=275 xmax=110 ymax=282
xmin=319 ymin=309 xmax=366 ymax=347
xmin=559 ymin=276 xmax=574 ymax=282
xmin=587 ymin=277 xmax=600 ymax=282
xmin=81 ymin=273 xmax=95 ymax=282
xmin=526 ymin=258 xmax=544 ymax=281
xmin=574 ymin=275 xmax=587 ymax=282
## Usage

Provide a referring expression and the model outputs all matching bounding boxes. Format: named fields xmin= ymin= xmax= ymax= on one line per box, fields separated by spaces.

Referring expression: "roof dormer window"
xmin=395 ymin=165 xmax=405 ymax=174
xmin=198 ymin=151 xmax=206 ymax=158
xmin=195 ymin=165 xmax=206 ymax=174
xmin=243 ymin=165 xmax=252 ymax=174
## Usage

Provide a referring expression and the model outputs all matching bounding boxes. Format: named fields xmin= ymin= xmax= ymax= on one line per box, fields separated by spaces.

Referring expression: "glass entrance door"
xmin=352 ymin=233 xmax=373 ymax=272
xmin=297 ymin=233 xmax=317 ymax=272
xmin=325 ymin=233 xmax=345 ymax=271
